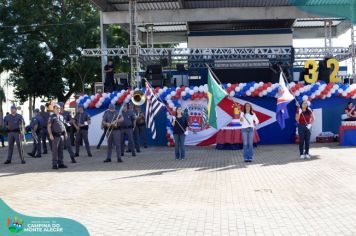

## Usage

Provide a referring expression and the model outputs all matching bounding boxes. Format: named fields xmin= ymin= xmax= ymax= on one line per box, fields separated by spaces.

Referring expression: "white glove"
xmin=307 ymin=124 xmax=312 ymax=130
xmin=171 ymin=116 xmax=176 ymax=122
xmin=184 ymin=130 xmax=188 ymax=136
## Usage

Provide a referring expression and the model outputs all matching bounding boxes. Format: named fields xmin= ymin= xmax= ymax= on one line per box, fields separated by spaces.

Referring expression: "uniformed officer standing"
xmin=48 ymin=103 xmax=68 ymax=169
xmin=133 ymin=105 xmax=147 ymax=150
xmin=59 ymin=102 xmax=76 ymax=163
xmin=39 ymin=105 xmax=50 ymax=154
xmin=120 ymin=103 xmax=136 ymax=157
xmin=28 ymin=108 xmax=43 ymax=158
xmin=4 ymin=105 xmax=25 ymax=164
xmin=103 ymin=104 xmax=124 ymax=163
xmin=73 ymin=104 xmax=92 ymax=157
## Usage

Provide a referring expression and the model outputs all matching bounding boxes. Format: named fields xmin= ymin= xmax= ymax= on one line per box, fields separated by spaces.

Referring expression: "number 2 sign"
xmin=304 ymin=58 xmax=341 ymax=83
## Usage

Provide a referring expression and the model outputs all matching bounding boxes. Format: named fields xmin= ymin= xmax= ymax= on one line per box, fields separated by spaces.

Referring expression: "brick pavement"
xmin=1 ymin=142 xmax=356 ymax=235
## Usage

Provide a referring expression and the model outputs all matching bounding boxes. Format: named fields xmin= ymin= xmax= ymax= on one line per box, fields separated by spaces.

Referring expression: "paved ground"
xmin=1 ymin=142 xmax=356 ymax=235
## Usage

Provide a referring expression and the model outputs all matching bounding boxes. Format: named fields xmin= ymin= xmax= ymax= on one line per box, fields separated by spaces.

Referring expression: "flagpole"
xmin=278 ymin=65 xmax=310 ymax=125
xmin=143 ymin=78 xmax=187 ymax=132
xmin=205 ymin=64 xmax=244 ymax=112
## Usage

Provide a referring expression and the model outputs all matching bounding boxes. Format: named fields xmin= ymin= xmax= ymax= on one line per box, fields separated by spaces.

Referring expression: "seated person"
xmin=342 ymin=102 xmax=356 ymax=121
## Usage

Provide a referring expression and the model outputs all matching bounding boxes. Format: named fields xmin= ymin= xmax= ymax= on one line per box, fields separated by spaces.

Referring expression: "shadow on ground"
xmin=0 ymin=142 xmax=348 ymax=177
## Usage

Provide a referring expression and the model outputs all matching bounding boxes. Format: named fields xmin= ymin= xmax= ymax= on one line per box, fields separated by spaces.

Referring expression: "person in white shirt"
xmin=240 ymin=103 xmax=259 ymax=162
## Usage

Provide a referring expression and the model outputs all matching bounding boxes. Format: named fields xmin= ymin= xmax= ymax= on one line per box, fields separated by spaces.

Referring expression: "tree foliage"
xmin=0 ymin=0 xmax=130 ymax=103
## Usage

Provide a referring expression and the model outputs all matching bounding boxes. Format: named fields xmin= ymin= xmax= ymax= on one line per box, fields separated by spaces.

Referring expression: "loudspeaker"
xmin=146 ymin=65 xmax=162 ymax=76
xmin=95 ymin=82 xmax=104 ymax=94
xmin=318 ymin=59 xmax=331 ymax=82
xmin=176 ymin=64 xmax=185 ymax=71
xmin=160 ymin=58 xmax=169 ymax=67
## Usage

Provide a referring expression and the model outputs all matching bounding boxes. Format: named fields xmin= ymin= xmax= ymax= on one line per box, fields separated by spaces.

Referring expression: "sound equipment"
xmin=318 ymin=58 xmax=331 ymax=82
xmin=160 ymin=58 xmax=169 ymax=67
xmin=176 ymin=64 xmax=185 ymax=72
xmin=95 ymin=82 xmax=104 ymax=94
xmin=146 ymin=65 xmax=162 ymax=76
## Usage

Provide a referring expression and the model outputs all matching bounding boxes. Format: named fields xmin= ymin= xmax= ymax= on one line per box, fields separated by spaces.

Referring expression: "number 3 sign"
xmin=304 ymin=58 xmax=341 ymax=83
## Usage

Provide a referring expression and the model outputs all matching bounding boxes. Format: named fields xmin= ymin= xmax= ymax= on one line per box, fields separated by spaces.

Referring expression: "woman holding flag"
xmin=171 ymin=106 xmax=189 ymax=160
xmin=295 ymin=101 xmax=314 ymax=159
xmin=240 ymin=103 xmax=259 ymax=162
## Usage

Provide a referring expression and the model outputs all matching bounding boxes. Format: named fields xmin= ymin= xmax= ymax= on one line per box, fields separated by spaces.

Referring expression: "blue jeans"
xmin=242 ymin=127 xmax=254 ymax=161
xmin=173 ymin=134 xmax=185 ymax=159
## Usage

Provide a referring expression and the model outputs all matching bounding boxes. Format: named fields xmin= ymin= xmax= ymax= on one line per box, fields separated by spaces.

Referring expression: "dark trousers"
xmin=107 ymin=130 xmax=121 ymax=160
xmin=41 ymin=129 xmax=51 ymax=153
xmin=75 ymin=129 xmax=91 ymax=155
xmin=97 ymin=127 xmax=108 ymax=149
xmin=7 ymin=132 xmax=23 ymax=161
xmin=133 ymin=127 xmax=141 ymax=152
xmin=121 ymin=128 xmax=135 ymax=155
xmin=64 ymin=132 xmax=75 ymax=158
xmin=134 ymin=125 xmax=147 ymax=147
xmin=52 ymin=135 xmax=64 ymax=166
xmin=30 ymin=131 xmax=42 ymax=156
xmin=298 ymin=124 xmax=311 ymax=155
xmin=0 ymin=134 xmax=4 ymax=147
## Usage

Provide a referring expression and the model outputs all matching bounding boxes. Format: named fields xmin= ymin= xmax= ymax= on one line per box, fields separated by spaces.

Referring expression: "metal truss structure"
xmin=82 ymin=46 xmax=354 ymax=68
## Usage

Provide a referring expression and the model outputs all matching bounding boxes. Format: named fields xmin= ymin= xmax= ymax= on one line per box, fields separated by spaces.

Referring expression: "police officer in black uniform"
xmin=103 ymin=104 xmax=124 ymax=163
xmin=48 ymin=103 xmax=68 ymax=169
xmin=28 ymin=108 xmax=43 ymax=158
xmin=58 ymin=102 xmax=76 ymax=163
xmin=120 ymin=103 xmax=136 ymax=157
xmin=4 ymin=105 xmax=25 ymax=164
xmin=73 ymin=104 xmax=92 ymax=157
xmin=39 ymin=105 xmax=50 ymax=154
xmin=133 ymin=105 xmax=147 ymax=150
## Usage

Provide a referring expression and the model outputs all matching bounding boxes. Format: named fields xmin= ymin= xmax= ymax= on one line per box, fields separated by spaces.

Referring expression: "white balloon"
xmin=262 ymin=91 xmax=268 ymax=96
xmin=295 ymin=91 xmax=300 ymax=96
xmin=90 ymin=95 xmax=95 ymax=100
xmin=203 ymin=87 xmax=209 ymax=93
xmin=189 ymin=90 xmax=194 ymax=95
xmin=338 ymin=88 xmax=343 ymax=93
xmin=316 ymin=91 xmax=321 ymax=96
xmin=227 ymin=83 xmax=232 ymax=87
xmin=111 ymin=100 xmax=116 ymax=105
xmin=181 ymin=91 xmax=186 ymax=97
xmin=194 ymin=86 xmax=199 ymax=92
xmin=171 ymin=91 xmax=176 ymax=96
xmin=259 ymin=82 xmax=264 ymax=86
xmin=327 ymin=93 xmax=332 ymax=98
xmin=99 ymin=97 xmax=105 ymax=103
xmin=198 ymin=86 xmax=204 ymax=93
xmin=289 ymin=82 xmax=296 ymax=87
xmin=163 ymin=87 xmax=168 ymax=92
xmin=246 ymin=91 xmax=251 ymax=96
xmin=253 ymin=83 xmax=259 ymax=88
xmin=302 ymin=95 xmax=308 ymax=101
xmin=267 ymin=87 xmax=272 ymax=93
xmin=311 ymin=94 xmax=315 ymax=99
xmin=185 ymin=87 xmax=190 ymax=92
xmin=166 ymin=95 xmax=172 ymax=100
xmin=235 ymin=87 xmax=241 ymax=92
xmin=229 ymin=91 xmax=235 ymax=97
xmin=342 ymin=92 xmax=347 ymax=97
xmin=95 ymin=102 xmax=101 ymax=108
xmin=158 ymin=89 xmax=163 ymax=94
